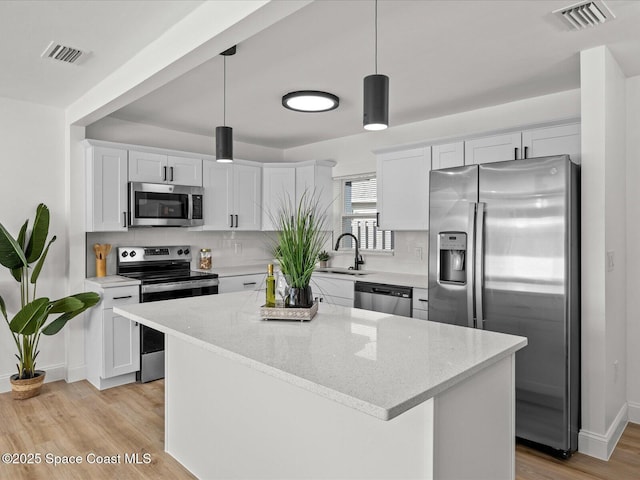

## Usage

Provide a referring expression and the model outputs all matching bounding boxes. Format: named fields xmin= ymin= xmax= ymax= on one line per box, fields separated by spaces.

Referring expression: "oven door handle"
xmin=141 ymin=278 xmax=219 ymax=294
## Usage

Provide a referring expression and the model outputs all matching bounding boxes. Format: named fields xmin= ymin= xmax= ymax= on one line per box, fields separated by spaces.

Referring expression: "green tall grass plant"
xmin=272 ymin=190 xmax=329 ymax=294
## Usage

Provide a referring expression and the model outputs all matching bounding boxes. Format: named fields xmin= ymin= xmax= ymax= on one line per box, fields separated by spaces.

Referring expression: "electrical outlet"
xmin=415 ymin=247 xmax=423 ymax=260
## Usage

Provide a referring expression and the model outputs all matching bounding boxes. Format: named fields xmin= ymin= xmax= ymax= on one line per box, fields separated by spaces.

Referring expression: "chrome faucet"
xmin=334 ymin=233 xmax=365 ymax=271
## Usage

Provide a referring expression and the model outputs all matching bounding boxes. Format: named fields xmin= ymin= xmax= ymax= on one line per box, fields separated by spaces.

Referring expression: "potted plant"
xmin=0 ymin=204 xmax=100 ymax=399
xmin=272 ymin=191 xmax=329 ymax=308
xmin=318 ymin=250 xmax=330 ymax=268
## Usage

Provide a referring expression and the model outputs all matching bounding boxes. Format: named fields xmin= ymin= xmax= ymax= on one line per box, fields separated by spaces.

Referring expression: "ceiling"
xmin=0 ymin=0 xmax=203 ymax=106
xmin=3 ymin=1 xmax=640 ymax=150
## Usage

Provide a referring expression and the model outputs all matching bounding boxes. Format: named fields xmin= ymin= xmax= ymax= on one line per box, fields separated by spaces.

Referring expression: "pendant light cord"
xmin=223 ymin=55 xmax=227 ymax=127
xmin=374 ymin=0 xmax=378 ymax=74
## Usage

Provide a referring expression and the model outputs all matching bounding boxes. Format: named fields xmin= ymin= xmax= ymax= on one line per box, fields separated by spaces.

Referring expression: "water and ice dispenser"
xmin=438 ymin=232 xmax=467 ymax=284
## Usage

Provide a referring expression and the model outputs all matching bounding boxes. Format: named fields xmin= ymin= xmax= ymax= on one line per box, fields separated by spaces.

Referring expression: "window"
xmin=340 ymin=176 xmax=393 ymax=251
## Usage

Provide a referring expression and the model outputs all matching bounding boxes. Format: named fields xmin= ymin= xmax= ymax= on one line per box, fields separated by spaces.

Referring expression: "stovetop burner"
xmin=122 ymin=270 xmax=218 ymax=285
xmin=116 ymin=245 xmax=218 ymax=284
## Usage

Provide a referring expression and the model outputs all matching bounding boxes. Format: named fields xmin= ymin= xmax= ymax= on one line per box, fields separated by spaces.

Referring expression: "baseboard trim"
xmin=628 ymin=401 xmax=640 ymax=424
xmin=579 ymin=403 xmax=628 ymax=460
xmin=66 ymin=364 xmax=86 ymax=384
xmin=0 ymin=363 xmax=66 ymax=394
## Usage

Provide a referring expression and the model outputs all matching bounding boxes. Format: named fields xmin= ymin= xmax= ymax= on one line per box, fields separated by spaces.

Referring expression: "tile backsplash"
xmin=86 ymin=229 xmax=428 ymax=277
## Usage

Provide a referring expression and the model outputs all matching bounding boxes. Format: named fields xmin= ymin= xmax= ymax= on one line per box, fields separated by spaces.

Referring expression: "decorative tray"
xmin=260 ymin=301 xmax=318 ymax=322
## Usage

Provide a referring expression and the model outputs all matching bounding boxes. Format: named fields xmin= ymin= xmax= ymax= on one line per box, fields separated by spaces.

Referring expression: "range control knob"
xmin=177 ymin=249 xmax=184 ymax=255
xmin=121 ymin=251 xmax=128 ymax=258
xmin=130 ymin=251 xmax=136 ymax=258
xmin=184 ymin=248 xmax=190 ymax=255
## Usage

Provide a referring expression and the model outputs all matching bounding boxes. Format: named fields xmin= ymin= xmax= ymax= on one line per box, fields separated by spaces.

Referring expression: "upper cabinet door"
xmin=432 ymin=142 xmax=464 ymax=170
xmin=522 ymin=123 xmax=581 ymax=164
xmin=262 ymin=167 xmax=296 ymax=231
xmin=167 ymin=155 xmax=202 ymax=186
xmin=86 ymin=145 xmax=128 ymax=232
xmin=234 ymin=164 xmax=262 ymax=231
xmin=377 ymin=147 xmax=431 ymax=231
xmin=128 ymin=150 xmax=167 ymax=183
xmin=464 ymin=133 xmax=522 ymax=165
xmin=202 ymin=160 xmax=233 ymax=230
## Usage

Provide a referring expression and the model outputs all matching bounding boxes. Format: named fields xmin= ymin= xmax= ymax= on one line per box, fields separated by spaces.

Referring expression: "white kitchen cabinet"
xmin=85 ymin=283 xmax=140 ymax=390
xmin=412 ymin=287 xmax=429 ymax=320
xmin=262 ymin=161 xmax=335 ymax=231
xmin=262 ymin=166 xmax=296 ymax=230
xmin=464 ymin=132 xmax=522 ymax=165
xmin=85 ymin=143 xmax=129 ymax=232
xmin=129 ymin=149 xmax=202 ymax=186
xmin=377 ymin=147 xmax=431 ymax=231
xmin=218 ymin=273 xmax=265 ymax=294
xmin=311 ymin=275 xmax=354 ymax=307
xmin=296 ymin=163 xmax=334 ymax=211
xmin=522 ymin=123 xmax=581 ymax=164
xmin=202 ymin=160 xmax=262 ymax=231
xmin=432 ymin=142 xmax=464 ymax=170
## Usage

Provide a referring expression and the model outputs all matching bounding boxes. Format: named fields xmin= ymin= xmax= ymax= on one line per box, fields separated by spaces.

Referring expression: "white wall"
xmin=579 ymin=46 xmax=628 ymax=460
xmin=626 ymin=74 xmax=640 ymax=423
xmin=0 ymin=96 xmax=68 ymax=391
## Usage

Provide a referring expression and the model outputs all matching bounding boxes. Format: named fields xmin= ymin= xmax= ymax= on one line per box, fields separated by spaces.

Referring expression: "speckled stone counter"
xmin=115 ymin=291 xmax=525 ymax=479
xmin=115 ymin=290 xmax=524 ymax=421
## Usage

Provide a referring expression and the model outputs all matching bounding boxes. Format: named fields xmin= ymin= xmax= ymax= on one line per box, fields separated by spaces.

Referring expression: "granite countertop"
xmin=115 ymin=291 xmax=526 ymax=421
xmin=85 ymin=275 xmax=141 ymax=288
xmin=194 ymin=264 xmax=429 ymax=290
xmin=312 ymin=268 xmax=429 ymax=290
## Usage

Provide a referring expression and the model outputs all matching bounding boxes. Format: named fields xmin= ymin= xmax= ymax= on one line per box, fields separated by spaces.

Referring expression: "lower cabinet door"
xmin=103 ymin=309 xmax=140 ymax=378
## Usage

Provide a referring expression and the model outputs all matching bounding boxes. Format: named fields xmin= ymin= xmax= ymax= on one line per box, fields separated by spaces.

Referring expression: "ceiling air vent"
xmin=41 ymin=41 xmax=88 ymax=65
xmin=554 ymin=0 xmax=615 ymax=30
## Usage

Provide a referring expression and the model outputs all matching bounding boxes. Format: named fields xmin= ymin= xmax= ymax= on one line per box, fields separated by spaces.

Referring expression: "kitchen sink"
xmin=315 ymin=267 xmax=370 ymax=276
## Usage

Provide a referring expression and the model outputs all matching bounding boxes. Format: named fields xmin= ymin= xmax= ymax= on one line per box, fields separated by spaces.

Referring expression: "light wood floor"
xmin=0 ymin=379 xmax=194 ymax=479
xmin=1 ymin=379 xmax=638 ymax=479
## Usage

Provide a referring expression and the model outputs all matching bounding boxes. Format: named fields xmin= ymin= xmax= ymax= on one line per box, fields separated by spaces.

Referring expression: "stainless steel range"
xmin=117 ymin=245 xmax=219 ymax=383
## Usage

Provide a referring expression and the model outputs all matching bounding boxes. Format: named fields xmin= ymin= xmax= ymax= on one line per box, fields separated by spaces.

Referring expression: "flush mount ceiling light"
xmin=363 ymin=0 xmax=389 ymax=131
xmin=282 ymin=91 xmax=339 ymax=112
xmin=216 ymin=45 xmax=236 ymax=163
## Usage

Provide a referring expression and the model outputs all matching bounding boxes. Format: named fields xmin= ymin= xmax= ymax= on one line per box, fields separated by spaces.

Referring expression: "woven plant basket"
xmin=10 ymin=370 xmax=46 ymax=400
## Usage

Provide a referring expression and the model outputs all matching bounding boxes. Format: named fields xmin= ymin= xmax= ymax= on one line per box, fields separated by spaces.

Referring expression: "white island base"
xmin=166 ymin=334 xmax=515 ymax=480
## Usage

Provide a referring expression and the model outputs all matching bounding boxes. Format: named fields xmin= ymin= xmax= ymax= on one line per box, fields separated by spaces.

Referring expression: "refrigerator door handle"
xmin=475 ymin=202 xmax=486 ymax=329
xmin=466 ymin=203 xmax=476 ymax=328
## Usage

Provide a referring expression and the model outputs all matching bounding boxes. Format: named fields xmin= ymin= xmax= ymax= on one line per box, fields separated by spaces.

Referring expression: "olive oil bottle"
xmin=266 ymin=264 xmax=276 ymax=307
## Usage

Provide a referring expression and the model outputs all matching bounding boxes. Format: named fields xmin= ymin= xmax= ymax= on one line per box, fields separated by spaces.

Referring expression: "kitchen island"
xmin=114 ymin=291 xmax=526 ymax=479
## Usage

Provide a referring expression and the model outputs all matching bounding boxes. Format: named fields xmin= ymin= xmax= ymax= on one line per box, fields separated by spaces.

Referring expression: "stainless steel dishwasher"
xmin=354 ymin=282 xmax=412 ymax=317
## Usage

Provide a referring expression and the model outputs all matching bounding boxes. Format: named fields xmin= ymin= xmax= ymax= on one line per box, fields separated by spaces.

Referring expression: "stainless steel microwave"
xmin=128 ymin=182 xmax=204 ymax=227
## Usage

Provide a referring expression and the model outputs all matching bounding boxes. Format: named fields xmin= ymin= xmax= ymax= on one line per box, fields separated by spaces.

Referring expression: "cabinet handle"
xmin=514 ymin=147 xmax=519 ymax=160
xmin=235 ymin=214 xmax=239 ymax=228
xmin=376 ymin=212 xmax=380 ymax=226
xmin=113 ymin=295 xmax=133 ymax=300
xmin=243 ymin=282 xmax=257 ymax=287
xmin=163 ymin=166 xmax=167 ymax=181
xmin=123 ymin=212 xmax=127 ymax=228
xmin=230 ymin=214 xmax=234 ymax=228
xmin=524 ymin=146 xmax=529 ymax=159
xmin=418 ymin=298 xmax=428 ymax=303
xmin=170 ymin=166 xmax=174 ymax=182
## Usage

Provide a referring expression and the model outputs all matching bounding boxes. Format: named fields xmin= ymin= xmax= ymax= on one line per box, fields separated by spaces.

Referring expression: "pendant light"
xmin=216 ymin=46 xmax=236 ymax=163
xmin=363 ymin=0 xmax=388 ymax=131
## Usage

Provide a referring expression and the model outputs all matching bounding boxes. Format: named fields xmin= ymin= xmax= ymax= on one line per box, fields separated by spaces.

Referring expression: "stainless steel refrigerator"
xmin=428 ymin=155 xmax=580 ymax=457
